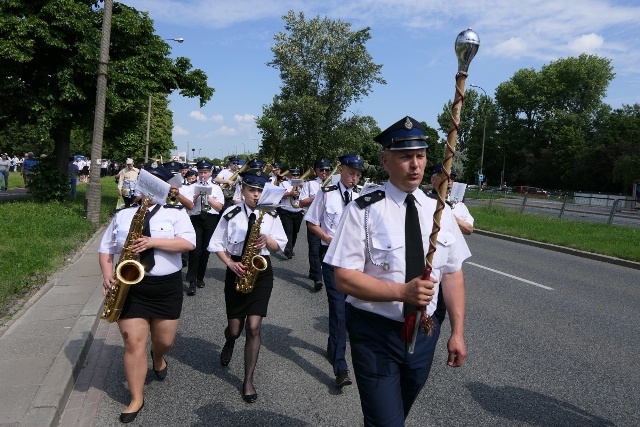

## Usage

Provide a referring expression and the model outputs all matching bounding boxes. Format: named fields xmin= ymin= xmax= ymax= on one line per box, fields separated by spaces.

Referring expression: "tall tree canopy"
xmin=0 ymin=0 xmax=214 ymax=176
xmin=257 ymin=11 xmax=385 ymax=167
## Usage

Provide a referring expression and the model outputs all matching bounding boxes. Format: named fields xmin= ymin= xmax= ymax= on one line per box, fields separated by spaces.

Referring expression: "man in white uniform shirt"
xmin=299 ymin=159 xmax=332 ymax=291
xmin=323 ymin=116 xmax=471 ymax=426
xmin=277 ymin=167 xmax=304 ymax=259
xmin=304 ymin=153 xmax=363 ymax=389
xmin=185 ymin=160 xmax=225 ymax=296
xmin=215 ymin=156 xmax=241 ymax=210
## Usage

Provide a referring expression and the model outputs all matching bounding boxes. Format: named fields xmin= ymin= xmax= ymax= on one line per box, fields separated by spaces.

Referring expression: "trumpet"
xmin=200 ymin=190 xmax=211 ymax=212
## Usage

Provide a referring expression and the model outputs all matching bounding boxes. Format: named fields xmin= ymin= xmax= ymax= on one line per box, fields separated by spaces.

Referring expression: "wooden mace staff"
xmin=406 ymin=28 xmax=480 ymax=354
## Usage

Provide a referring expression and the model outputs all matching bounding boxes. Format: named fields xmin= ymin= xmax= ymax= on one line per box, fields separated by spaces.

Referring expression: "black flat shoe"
xmin=242 ymin=382 xmax=258 ymax=403
xmin=150 ymin=350 xmax=168 ymax=381
xmin=220 ymin=342 xmax=234 ymax=366
xmin=119 ymin=401 xmax=144 ymax=423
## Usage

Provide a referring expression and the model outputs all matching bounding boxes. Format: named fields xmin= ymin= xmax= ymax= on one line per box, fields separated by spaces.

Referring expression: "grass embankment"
xmin=470 ymin=206 xmax=640 ymax=262
xmin=0 ymin=176 xmax=119 ymax=320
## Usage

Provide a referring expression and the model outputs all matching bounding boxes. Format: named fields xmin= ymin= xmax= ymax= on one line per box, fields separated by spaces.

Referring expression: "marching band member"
xmin=267 ymin=162 xmax=282 ymax=184
xmin=304 ymin=153 xmax=363 ymax=388
xmin=299 ymin=159 xmax=332 ymax=291
xmin=324 ymin=117 xmax=471 ymax=426
xmin=215 ymin=156 xmax=241 ymax=210
xmin=98 ymin=164 xmax=196 ymax=423
xmin=185 ymin=160 xmax=224 ymax=296
xmin=179 ymin=163 xmax=191 ymax=184
xmin=277 ymin=167 xmax=304 ymax=259
xmin=118 ymin=158 xmax=139 ymax=208
xmin=208 ymin=169 xmax=287 ymax=403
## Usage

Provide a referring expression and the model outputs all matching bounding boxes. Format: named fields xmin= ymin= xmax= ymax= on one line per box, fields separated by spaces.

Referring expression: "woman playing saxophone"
xmin=207 ymin=169 xmax=287 ymax=403
xmin=98 ymin=164 xmax=196 ymax=423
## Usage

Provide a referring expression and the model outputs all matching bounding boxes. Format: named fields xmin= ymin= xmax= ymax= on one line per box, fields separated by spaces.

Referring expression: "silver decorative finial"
xmin=455 ymin=28 xmax=480 ymax=73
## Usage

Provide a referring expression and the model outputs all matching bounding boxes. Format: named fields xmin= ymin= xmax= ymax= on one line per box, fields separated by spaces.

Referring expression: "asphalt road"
xmin=86 ymin=225 xmax=639 ymax=426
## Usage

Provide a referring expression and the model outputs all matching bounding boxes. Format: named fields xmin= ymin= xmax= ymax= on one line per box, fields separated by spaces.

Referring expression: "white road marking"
xmin=466 ymin=262 xmax=554 ymax=290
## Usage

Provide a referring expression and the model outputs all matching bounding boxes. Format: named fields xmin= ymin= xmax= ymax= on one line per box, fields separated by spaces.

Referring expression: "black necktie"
xmin=241 ymin=212 xmax=256 ymax=256
xmin=139 ymin=204 xmax=161 ymax=272
xmin=404 ymin=194 xmax=424 ymax=316
xmin=343 ymin=190 xmax=351 ymax=205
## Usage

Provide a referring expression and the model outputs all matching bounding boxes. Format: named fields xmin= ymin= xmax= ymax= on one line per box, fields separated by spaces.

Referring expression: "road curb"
xmin=20 ymin=226 xmax=108 ymax=427
xmin=474 ymin=229 xmax=640 ymax=271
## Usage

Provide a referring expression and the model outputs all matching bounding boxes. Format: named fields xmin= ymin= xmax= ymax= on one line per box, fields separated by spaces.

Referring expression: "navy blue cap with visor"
xmin=144 ymin=163 xmax=174 ymax=182
xmin=228 ymin=156 xmax=240 ymax=164
xmin=430 ymin=164 xmax=457 ymax=178
xmin=240 ymin=169 xmax=268 ymax=189
xmin=338 ymin=152 xmax=364 ymax=171
xmin=248 ymin=158 xmax=266 ymax=169
xmin=180 ymin=163 xmax=190 ymax=169
xmin=314 ymin=159 xmax=331 ymax=170
xmin=272 ymin=162 xmax=282 ymax=169
xmin=196 ymin=160 xmax=213 ymax=171
xmin=288 ymin=167 xmax=301 ymax=175
xmin=374 ymin=116 xmax=428 ymax=150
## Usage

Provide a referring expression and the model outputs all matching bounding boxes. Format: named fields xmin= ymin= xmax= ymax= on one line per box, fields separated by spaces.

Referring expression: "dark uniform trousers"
xmin=186 ymin=213 xmax=219 ymax=282
xmin=307 ymin=227 xmax=322 ymax=281
xmin=277 ymin=208 xmax=303 ymax=254
xmin=346 ymin=304 xmax=441 ymax=427
xmin=319 ymin=244 xmax=348 ymax=376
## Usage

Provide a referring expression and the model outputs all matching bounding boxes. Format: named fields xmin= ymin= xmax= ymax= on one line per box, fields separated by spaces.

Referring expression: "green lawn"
xmin=0 ymin=177 xmax=119 ymax=320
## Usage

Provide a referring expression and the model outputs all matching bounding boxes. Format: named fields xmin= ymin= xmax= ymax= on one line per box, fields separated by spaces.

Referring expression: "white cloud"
xmin=173 ymin=125 xmax=189 ymax=136
xmin=568 ymin=33 xmax=604 ymax=54
xmin=205 ymin=126 xmax=237 ymax=137
xmin=211 ymin=114 xmax=224 ymax=123
xmin=492 ymin=37 xmax=528 ymax=58
xmin=234 ymin=114 xmax=256 ymax=126
xmin=188 ymin=111 xmax=207 ymax=121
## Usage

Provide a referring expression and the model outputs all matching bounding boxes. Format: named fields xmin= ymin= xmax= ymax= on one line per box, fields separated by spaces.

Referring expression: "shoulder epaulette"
xmin=266 ymin=210 xmax=279 ymax=218
xmin=322 ymin=185 xmax=338 ymax=193
xmin=164 ymin=204 xmax=184 ymax=210
xmin=427 ymin=191 xmax=438 ymax=200
xmin=355 ymin=190 xmax=385 ymax=209
xmin=114 ymin=204 xmax=137 ymax=214
xmin=223 ymin=206 xmax=241 ymax=221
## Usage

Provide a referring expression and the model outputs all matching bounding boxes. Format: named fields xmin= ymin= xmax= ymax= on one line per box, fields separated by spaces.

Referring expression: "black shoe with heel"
xmin=220 ymin=341 xmax=235 ymax=366
xmin=119 ymin=401 xmax=144 ymax=423
xmin=150 ymin=350 xmax=168 ymax=381
xmin=242 ymin=382 xmax=258 ymax=403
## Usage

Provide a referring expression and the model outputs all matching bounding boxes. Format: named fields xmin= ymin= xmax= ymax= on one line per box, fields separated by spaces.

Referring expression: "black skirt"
xmin=225 ymin=255 xmax=273 ymax=319
xmin=119 ymin=271 xmax=183 ymax=320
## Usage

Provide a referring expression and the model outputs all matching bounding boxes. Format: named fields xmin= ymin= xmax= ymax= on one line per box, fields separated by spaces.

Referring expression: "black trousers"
xmin=278 ymin=209 xmax=304 ymax=253
xmin=307 ymin=226 xmax=322 ymax=281
xmin=186 ymin=213 xmax=219 ymax=282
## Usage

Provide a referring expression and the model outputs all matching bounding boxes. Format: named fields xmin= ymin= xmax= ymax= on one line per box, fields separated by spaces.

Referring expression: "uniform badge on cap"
xmin=404 ymin=117 xmax=413 ymax=130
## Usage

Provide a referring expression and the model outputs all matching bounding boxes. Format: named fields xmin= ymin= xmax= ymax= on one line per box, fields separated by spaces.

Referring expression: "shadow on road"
xmin=191 ymin=402 xmax=309 ymax=426
xmin=466 ymin=382 xmax=615 ymax=426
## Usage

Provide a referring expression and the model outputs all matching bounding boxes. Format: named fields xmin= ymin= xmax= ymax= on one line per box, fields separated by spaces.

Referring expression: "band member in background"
xmin=179 ymin=163 xmax=191 ymax=184
xmin=185 ymin=160 xmax=225 ymax=296
xmin=299 ymin=159 xmax=332 ymax=291
xmin=277 ymin=167 xmax=304 ymax=259
xmin=98 ymin=164 xmax=196 ymax=423
xmin=215 ymin=156 xmax=241 ymax=210
xmin=118 ymin=158 xmax=139 ymax=208
xmin=267 ymin=162 xmax=282 ymax=184
xmin=324 ymin=117 xmax=471 ymax=426
xmin=185 ymin=169 xmax=197 ymax=184
xmin=163 ymin=156 xmax=181 ymax=176
xmin=208 ymin=169 xmax=287 ymax=403
xmin=304 ymin=153 xmax=363 ymax=388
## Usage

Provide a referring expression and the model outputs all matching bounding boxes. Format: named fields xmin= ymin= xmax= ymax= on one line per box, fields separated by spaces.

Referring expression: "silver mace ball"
xmin=456 ymin=28 xmax=480 ymax=72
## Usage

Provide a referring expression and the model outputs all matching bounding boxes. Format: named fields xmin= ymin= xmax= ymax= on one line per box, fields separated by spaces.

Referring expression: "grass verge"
xmin=470 ymin=206 xmax=640 ymax=262
xmin=0 ymin=177 xmax=119 ymax=321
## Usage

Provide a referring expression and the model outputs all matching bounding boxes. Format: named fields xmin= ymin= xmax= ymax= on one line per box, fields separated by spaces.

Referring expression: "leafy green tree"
xmin=257 ymin=10 xmax=385 ymax=167
xmin=0 ymin=1 xmax=213 ymax=197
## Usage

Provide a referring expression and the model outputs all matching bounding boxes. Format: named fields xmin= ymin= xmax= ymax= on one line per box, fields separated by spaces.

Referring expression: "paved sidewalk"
xmin=0 ymin=227 xmax=107 ymax=426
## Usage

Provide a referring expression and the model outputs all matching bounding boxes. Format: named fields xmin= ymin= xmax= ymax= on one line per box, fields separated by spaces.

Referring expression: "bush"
xmin=26 ymin=156 xmax=69 ymax=201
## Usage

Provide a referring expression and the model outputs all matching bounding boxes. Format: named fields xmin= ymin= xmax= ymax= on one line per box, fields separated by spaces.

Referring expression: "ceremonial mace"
xmin=404 ymin=28 xmax=480 ymax=354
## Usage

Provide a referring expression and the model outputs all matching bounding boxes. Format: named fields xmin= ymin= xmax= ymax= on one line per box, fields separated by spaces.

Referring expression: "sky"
xmin=120 ymin=0 xmax=640 ymax=161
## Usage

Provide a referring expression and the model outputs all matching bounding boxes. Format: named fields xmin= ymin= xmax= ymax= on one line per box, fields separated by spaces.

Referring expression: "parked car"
xmin=512 ymin=186 xmax=548 ymax=197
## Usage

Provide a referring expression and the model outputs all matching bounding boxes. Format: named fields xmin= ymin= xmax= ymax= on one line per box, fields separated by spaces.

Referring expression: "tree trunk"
xmin=51 ymin=121 xmax=73 ymax=175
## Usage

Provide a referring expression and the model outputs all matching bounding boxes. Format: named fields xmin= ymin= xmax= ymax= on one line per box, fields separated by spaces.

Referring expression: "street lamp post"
xmin=191 ymin=148 xmax=195 ymax=162
xmin=470 ymin=84 xmax=487 ymax=190
xmin=241 ymin=142 xmax=246 ymax=155
xmin=145 ymin=37 xmax=184 ymax=163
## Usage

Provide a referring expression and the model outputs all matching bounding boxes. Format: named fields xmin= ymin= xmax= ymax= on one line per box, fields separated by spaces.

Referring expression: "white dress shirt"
xmin=323 ymin=181 xmax=471 ymax=322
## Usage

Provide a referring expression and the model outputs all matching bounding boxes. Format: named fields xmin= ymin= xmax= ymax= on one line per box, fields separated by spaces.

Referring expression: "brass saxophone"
xmin=290 ymin=167 xmax=314 ymax=208
xmin=322 ymin=162 xmax=340 ymax=188
xmin=235 ymin=210 xmax=268 ymax=294
xmin=221 ymin=163 xmax=250 ymax=198
xmin=101 ymin=196 xmax=151 ymax=322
